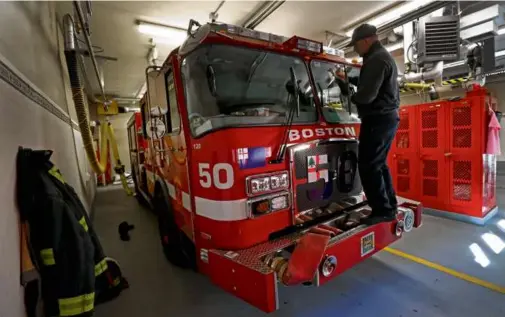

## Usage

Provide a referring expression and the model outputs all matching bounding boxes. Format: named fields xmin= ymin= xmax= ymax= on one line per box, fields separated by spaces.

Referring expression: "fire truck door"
xmin=145 ymin=66 xmax=169 ymax=172
xmin=127 ymin=123 xmax=139 ymax=183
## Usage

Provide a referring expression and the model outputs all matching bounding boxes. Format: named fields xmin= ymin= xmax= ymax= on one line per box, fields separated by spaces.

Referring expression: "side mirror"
xmin=206 ymin=65 xmax=217 ymax=97
xmin=187 ymin=19 xmax=201 ymax=38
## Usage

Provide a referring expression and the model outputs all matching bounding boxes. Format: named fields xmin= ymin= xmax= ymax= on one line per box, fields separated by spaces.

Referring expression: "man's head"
xmin=350 ymin=24 xmax=379 ymax=57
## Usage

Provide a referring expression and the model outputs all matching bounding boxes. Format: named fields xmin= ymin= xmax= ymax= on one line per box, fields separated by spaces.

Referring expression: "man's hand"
xmin=335 ymin=71 xmax=346 ymax=80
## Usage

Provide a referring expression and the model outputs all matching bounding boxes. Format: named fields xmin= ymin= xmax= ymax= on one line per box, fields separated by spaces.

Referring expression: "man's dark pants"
xmin=358 ymin=112 xmax=400 ymax=216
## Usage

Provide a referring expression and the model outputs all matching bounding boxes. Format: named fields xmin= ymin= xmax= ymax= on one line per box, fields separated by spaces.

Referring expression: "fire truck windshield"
xmin=181 ymin=44 xmax=317 ymax=137
xmin=310 ymin=60 xmax=361 ymax=123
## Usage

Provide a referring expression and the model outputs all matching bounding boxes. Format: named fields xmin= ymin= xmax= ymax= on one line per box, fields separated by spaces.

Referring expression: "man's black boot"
xmin=363 ymin=211 xmax=396 ymax=226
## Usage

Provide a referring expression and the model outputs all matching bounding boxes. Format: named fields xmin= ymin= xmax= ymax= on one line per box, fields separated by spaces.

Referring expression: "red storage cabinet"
xmin=418 ymin=101 xmax=447 ymax=210
xmin=389 ymin=88 xmax=498 ymax=224
xmin=447 ymin=99 xmax=483 ymax=216
xmin=391 ymin=106 xmax=419 ymax=199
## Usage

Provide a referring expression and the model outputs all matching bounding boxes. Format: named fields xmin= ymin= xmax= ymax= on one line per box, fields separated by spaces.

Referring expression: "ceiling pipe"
xmin=73 ymin=1 xmax=108 ymax=102
xmin=242 ymin=2 xmax=272 ymax=28
xmin=404 ymin=61 xmax=444 ymax=82
xmin=335 ymin=1 xmax=453 ymax=49
xmin=242 ymin=1 xmax=285 ymax=30
xmin=63 ymin=14 xmax=97 ymax=102
xmin=63 ymin=15 xmax=76 ymax=50
xmin=113 ymin=97 xmax=141 ymax=102
xmin=210 ymin=1 xmax=225 ymax=22
xmin=79 ymin=50 xmax=118 ymax=62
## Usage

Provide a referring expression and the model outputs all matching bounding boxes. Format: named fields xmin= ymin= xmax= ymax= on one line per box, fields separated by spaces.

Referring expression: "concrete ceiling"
xmin=77 ymin=1 xmax=395 ymax=101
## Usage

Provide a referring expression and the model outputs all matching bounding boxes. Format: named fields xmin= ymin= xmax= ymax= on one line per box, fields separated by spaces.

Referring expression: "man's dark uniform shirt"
xmin=350 ymin=40 xmax=401 ymax=218
xmin=351 ymin=41 xmax=399 ymax=118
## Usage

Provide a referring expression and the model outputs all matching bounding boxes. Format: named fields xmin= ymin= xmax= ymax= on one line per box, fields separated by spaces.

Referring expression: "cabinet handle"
xmin=444 ymin=152 xmax=452 ymax=157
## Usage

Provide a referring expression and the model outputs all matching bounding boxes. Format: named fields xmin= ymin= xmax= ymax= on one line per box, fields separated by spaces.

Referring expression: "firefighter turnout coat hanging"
xmin=16 ymin=147 xmax=128 ymax=317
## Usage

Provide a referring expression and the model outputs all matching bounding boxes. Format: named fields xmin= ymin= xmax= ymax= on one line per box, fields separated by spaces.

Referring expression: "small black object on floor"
xmin=118 ymin=221 xmax=135 ymax=241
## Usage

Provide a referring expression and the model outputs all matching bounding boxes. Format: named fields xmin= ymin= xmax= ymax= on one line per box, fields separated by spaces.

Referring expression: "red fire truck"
xmin=127 ymin=20 xmax=423 ymax=313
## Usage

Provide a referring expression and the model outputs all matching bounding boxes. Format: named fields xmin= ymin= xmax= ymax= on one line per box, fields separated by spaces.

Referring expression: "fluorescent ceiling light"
xmin=346 ymin=0 xmax=435 ymax=37
xmin=495 ymin=50 xmax=505 ymax=57
xmin=498 ymin=28 xmax=505 ymax=35
xmin=137 ymin=21 xmax=187 ymax=44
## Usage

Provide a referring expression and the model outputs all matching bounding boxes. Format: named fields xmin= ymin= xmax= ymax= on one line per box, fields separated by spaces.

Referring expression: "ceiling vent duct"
xmin=417 ymin=15 xmax=460 ymax=65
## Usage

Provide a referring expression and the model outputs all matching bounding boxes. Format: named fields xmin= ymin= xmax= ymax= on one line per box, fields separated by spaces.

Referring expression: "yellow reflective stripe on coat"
xmin=79 ymin=217 xmax=89 ymax=232
xmin=48 ymin=166 xmax=65 ymax=183
xmin=95 ymin=259 xmax=108 ymax=276
xmin=40 ymin=248 xmax=55 ymax=266
xmin=58 ymin=293 xmax=94 ymax=316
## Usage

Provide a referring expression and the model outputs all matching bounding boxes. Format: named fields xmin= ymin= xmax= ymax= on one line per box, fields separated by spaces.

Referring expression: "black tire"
xmin=154 ymin=184 xmax=196 ymax=270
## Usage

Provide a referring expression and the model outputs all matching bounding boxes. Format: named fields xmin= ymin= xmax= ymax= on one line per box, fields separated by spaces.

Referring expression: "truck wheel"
xmin=154 ymin=185 xmax=196 ymax=270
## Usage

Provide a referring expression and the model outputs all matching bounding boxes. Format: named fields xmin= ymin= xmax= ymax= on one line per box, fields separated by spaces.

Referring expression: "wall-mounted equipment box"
xmin=417 ymin=15 xmax=460 ymax=65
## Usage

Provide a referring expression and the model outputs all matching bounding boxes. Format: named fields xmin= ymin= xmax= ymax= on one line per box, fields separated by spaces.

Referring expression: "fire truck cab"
xmin=128 ymin=20 xmax=423 ymax=313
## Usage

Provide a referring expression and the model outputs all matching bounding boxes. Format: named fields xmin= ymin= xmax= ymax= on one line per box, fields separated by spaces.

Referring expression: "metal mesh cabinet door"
xmin=447 ymin=99 xmax=483 ymax=215
xmin=419 ymin=102 xmax=445 ymax=155
xmin=449 ymin=99 xmax=482 ymax=155
xmin=393 ymin=106 xmax=418 ymax=154
xmin=419 ymin=154 xmax=446 ymax=210
xmin=391 ymin=153 xmax=419 ymax=200
xmin=418 ymin=102 xmax=446 ymax=208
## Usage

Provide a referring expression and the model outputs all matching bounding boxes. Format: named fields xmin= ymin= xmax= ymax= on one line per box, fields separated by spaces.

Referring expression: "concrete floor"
xmin=92 ymin=185 xmax=505 ymax=317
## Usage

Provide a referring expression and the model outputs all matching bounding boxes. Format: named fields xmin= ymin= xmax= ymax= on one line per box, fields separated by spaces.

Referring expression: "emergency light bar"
xmin=296 ymin=38 xmax=323 ymax=53
xmin=209 ymin=23 xmax=344 ymax=58
xmin=212 ymin=23 xmax=288 ymax=44
xmin=283 ymin=36 xmax=323 ymax=54
xmin=323 ymin=46 xmax=345 ymax=58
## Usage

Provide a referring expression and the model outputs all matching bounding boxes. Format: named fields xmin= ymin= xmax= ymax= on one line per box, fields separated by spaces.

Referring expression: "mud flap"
xmin=283 ymin=233 xmax=330 ymax=285
xmin=207 ymin=251 xmax=278 ymax=313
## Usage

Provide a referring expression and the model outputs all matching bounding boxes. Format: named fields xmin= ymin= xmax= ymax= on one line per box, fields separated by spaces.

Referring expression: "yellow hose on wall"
xmin=105 ymin=122 xmax=133 ymax=196
xmin=65 ymin=49 xmax=133 ymax=195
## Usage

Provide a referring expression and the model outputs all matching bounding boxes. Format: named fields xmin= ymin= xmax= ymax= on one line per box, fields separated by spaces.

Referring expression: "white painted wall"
xmin=0 ymin=2 xmax=96 ymax=317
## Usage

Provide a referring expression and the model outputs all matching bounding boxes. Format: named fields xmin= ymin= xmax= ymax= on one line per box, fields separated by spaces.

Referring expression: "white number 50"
xmin=198 ymin=163 xmax=234 ymax=190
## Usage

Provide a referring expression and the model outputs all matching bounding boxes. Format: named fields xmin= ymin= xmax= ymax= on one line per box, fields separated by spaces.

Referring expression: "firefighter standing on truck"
xmin=340 ymin=24 xmax=400 ymax=224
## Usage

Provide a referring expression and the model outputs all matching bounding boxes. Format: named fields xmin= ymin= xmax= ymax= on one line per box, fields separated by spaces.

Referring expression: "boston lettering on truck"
xmin=127 ymin=19 xmax=423 ymax=313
